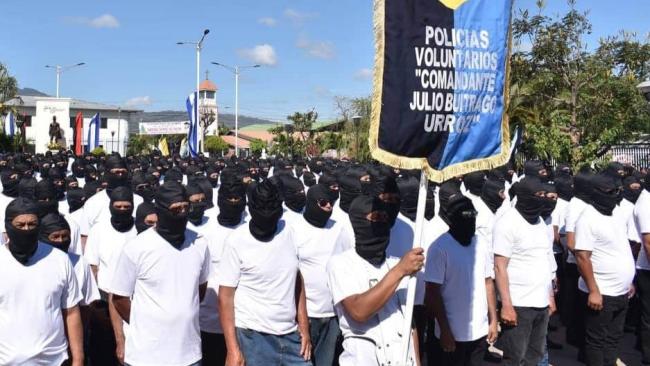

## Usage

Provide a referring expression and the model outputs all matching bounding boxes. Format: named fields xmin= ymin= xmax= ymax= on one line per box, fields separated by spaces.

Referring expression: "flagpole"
xmin=400 ymin=169 xmax=429 ymax=365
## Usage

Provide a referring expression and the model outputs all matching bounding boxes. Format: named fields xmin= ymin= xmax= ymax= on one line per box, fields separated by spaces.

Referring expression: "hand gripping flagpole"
xmin=400 ymin=169 xmax=429 ymax=365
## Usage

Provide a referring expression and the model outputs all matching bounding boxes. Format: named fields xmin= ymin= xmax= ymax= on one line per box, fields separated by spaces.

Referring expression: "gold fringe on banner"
xmin=368 ymin=0 xmax=514 ymax=183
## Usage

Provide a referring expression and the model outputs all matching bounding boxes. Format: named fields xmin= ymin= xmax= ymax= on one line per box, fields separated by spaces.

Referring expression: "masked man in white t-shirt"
xmin=575 ymin=174 xmax=636 ymax=366
xmin=634 ymin=172 xmax=650 ymax=365
xmin=327 ymin=195 xmax=424 ymax=366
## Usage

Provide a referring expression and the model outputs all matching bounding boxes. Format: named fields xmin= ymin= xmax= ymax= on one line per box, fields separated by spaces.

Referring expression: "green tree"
xmin=511 ymin=0 xmax=650 ymax=165
xmin=334 ymin=96 xmax=372 ymax=162
xmin=249 ymin=138 xmax=266 ymax=156
xmin=0 ymin=63 xmax=18 ymax=117
xmin=126 ymin=134 xmax=155 ymax=155
xmin=204 ymin=135 xmax=229 ymax=156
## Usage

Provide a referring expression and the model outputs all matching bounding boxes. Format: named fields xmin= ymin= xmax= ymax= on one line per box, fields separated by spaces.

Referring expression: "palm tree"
xmin=0 ymin=63 xmax=18 ymax=116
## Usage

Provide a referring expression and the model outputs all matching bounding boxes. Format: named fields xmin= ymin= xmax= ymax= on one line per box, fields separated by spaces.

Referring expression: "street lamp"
xmin=352 ymin=115 xmax=362 ymax=159
xmin=211 ymin=62 xmax=261 ymax=157
xmin=177 ymin=29 xmax=210 ymax=155
xmin=44 ymin=62 xmax=85 ymax=98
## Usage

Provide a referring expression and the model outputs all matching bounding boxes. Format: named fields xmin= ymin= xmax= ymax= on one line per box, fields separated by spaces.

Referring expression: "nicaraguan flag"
xmin=3 ymin=112 xmax=15 ymax=137
xmin=186 ymin=92 xmax=199 ymax=157
xmin=87 ymin=113 xmax=101 ymax=151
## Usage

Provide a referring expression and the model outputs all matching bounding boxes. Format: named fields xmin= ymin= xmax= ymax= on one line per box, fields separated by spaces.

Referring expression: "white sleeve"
xmin=110 ymin=247 xmax=137 ymax=297
xmin=423 ymin=244 xmax=445 ymax=284
xmin=635 ymin=201 xmax=650 ymax=235
xmin=80 ymin=258 xmax=101 ymax=305
xmin=574 ymin=215 xmax=595 ymax=252
xmin=62 ymin=259 xmax=82 ymax=309
xmin=199 ymin=239 xmax=211 ymax=285
xmin=327 ymin=255 xmax=358 ymax=305
xmin=80 ymin=205 xmax=92 ymax=236
xmin=492 ymin=218 xmax=514 ymax=258
xmin=218 ymin=242 xmax=241 ymax=288
xmin=84 ymin=232 xmax=100 ymax=266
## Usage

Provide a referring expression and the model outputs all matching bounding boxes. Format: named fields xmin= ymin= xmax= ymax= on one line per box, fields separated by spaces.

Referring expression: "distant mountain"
xmin=17 ymin=87 xmax=49 ymax=97
xmin=140 ymin=110 xmax=275 ymax=128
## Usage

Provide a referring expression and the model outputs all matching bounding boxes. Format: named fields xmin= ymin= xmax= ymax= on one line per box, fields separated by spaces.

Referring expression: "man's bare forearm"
xmin=486 ymin=278 xmax=498 ymax=324
xmin=63 ymin=305 xmax=84 ymax=366
xmin=341 ymin=266 xmax=405 ymax=323
xmin=295 ymin=272 xmax=309 ymax=331
xmin=108 ymin=295 xmax=125 ymax=343
xmin=494 ymin=256 xmax=513 ymax=307
xmin=575 ymin=250 xmax=599 ymax=293
xmin=219 ymin=286 xmax=241 ymax=354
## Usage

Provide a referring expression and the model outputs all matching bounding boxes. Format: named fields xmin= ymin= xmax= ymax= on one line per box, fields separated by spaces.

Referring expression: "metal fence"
xmin=517 ymin=143 xmax=650 ymax=169
xmin=64 ymin=139 xmax=127 ymax=155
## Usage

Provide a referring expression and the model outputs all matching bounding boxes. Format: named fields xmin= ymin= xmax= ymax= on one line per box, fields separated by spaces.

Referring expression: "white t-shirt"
xmin=615 ymin=199 xmax=639 ymax=243
xmin=0 ymin=193 xmax=15 ymax=244
xmin=64 ymin=213 xmax=83 ymax=257
xmin=575 ymin=206 xmax=636 ymax=296
xmin=0 ymin=243 xmax=81 ymax=365
xmin=111 ymin=228 xmax=210 ymax=366
xmin=564 ymin=197 xmax=589 ymax=264
xmin=70 ymin=252 xmax=101 ymax=306
xmin=199 ymin=220 xmax=243 ymax=334
xmin=635 ymin=190 xmax=650 ymax=270
xmin=84 ymin=221 xmax=137 ymax=292
xmin=475 ymin=198 xmax=497 ymax=270
xmin=327 ymin=249 xmax=416 ymax=366
xmin=492 ymin=209 xmax=553 ymax=308
xmin=387 ymin=213 xmax=432 ymax=305
xmin=81 ymin=190 xmax=142 ymax=236
xmin=295 ymin=217 xmax=346 ymax=318
xmin=282 ymin=204 xmax=304 ymax=226
xmin=552 ymin=198 xmax=569 ymax=235
xmin=424 ymin=234 xmax=492 ymax=341
xmin=219 ymin=220 xmax=300 ymax=335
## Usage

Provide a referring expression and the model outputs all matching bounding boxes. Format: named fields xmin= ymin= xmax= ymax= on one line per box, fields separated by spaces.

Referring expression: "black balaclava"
xmin=5 ymin=198 xmax=40 ymax=264
xmin=84 ymin=165 xmax=98 ymax=183
xmin=48 ymin=168 xmax=66 ymax=200
xmin=444 ymin=195 xmax=477 ymax=246
xmin=155 ymin=181 xmax=188 ymax=247
xmin=318 ymin=173 xmax=339 ymax=203
xmin=104 ymin=155 xmax=128 ymax=191
xmin=1 ymin=169 xmax=21 ymax=197
xmin=109 ymin=186 xmax=135 ymax=233
xmin=38 ymin=160 xmax=52 ymax=179
xmin=303 ymin=184 xmax=333 ymax=228
xmin=397 ymin=176 xmax=418 ymax=222
xmin=555 ymin=175 xmax=574 ymax=202
xmin=338 ymin=173 xmax=362 ymax=213
xmin=247 ymin=180 xmax=283 ymax=242
xmin=217 ymin=180 xmax=246 ymax=227
xmin=65 ymin=176 xmax=79 ymax=191
xmin=573 ymin=171 xmax=593 ymax=203
xmin=541 ymin=183 xmax=558 ymax=219
xmin=524 ymin=160 xmax=548 ymax=181
xmin=186 ymin=184 xmax=208 ymax=226
xmin=72 ymin=159 xmax=86 ymax=178
xmin=67 ymin=187 xmax=86 ymax=213
xmin=464 ymin=171 xmax=486 ymax=196
xmin=590 ymin=174 xmax=619 ymax=216
xmin=622 ymin=176 xmax=642 ymax=204
xmin=38 ymin=213 xmax=71 ymax=252
xmin=131 ymin=172 xmax=154 ymax=203
xmin=279 ymin=175 xmax=306 ymax=213
xmin=349 ymin=195 xmax=391 ymax=266
xmin=425 ymin=184 xmax=436 ymax=220
xmin=438 ymin=179 xmax=463 ymax=218
xmin=302 ymin=171 xmax=317 ymax=187
xmin=603 ymin=162 xmax=626 ymax=180
xmin=514 ymin=177 xmax=547 ymax=224
xmin=555 ymin=164 xmax=573 ymax=178
xmin=370 ymin=173 xmax=401 ymax=227
xmin=164 ymin=168 xmax=183 ymax=184
xmin=135 ymin=201 xmax=157 ymax=234
xmin=34 ymin=180 xmax=59 ymax=218
xmin=480 ymin=179 xmax=505 ymax=214
xmin=206 ymin=166 xmax=220 ymax=188
xmin=83 ymin=180 xmax=103 ymax=199
xmin=18 ymin=177 xmax=37 ymax=200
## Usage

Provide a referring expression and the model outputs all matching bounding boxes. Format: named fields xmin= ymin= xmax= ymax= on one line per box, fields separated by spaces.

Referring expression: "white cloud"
xmin=124 ymin=96 xmax=152 ymax=107
xmin=258 ymin=17 xmax=277 ymax=27
xmin=284 ymin=8 xmax=315 ymax=25
xmin=238 ymin=44 xmax=278 ymax=66
xmin=65 ymin=14 xmax=120 ymax=28
xmin=296 ymin=34 xmax=335 ymax=60
xmin=354 ymin=68 xmax=373 ymax=81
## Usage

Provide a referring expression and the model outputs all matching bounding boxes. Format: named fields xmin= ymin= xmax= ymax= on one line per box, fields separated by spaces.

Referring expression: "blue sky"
xmin=1 ymin=0 xmax=648 ymax=122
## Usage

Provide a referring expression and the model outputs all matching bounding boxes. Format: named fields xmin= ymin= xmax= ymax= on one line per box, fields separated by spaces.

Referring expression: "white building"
xmin=4 ymin=95 xmax=141 ymax=154
xmin=199 ymin=73 xmax=219 ymax=137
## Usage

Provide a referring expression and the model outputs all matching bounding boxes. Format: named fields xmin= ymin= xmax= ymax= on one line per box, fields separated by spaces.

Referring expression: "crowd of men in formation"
xmin=0 ymin=149 xmax=648 ymax=366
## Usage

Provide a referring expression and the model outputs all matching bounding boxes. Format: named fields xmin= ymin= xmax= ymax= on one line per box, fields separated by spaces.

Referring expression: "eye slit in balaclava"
xmin=303 ymin=184 xmax=333 ymax=228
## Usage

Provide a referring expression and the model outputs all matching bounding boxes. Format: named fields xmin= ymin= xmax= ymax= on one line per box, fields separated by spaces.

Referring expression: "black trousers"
xmin=201 ymin=331 xmax=226 ymax=366
xmin=637 ymin=269 xmax=650 ymax=364
xmin=562 ymin=262 xmax=584 ymax=347
xmin=88 ymin=301 xmax=119 ymax=366
xmin=581 ymin=292 xmax=628 ymax=366
xmin=499 ymin=306 xmax=549 ymax=366
xmin=429 ymin=335 xmax=487 ymax=366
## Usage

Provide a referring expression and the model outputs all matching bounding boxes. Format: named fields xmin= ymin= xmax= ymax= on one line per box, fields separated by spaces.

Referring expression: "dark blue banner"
xmin=369 ymin=0 xmax=513 ymax=182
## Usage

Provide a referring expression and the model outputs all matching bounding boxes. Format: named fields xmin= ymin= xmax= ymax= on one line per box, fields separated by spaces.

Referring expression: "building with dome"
xmin=198 ymin=71 xmax=219 ymax=137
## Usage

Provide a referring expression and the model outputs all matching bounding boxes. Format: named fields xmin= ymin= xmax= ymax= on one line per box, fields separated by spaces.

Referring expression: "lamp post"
xmin=177 ymin=29 xmax=210 ymax=155
xmin=44 ymin=63 xmax=85 ymax=98
xmin=352 ymin=115 xmax=362 ymax=160
xmin=211 ymin=62 xmax=261 ymax=157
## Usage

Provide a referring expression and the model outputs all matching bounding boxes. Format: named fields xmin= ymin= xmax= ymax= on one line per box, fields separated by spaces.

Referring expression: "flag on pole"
xmin=369 ymin=0 xmax=514 ymax=183
xmin=3 ymin=112 xmax=15 ymax=137
xmin=185 ymin=92 xmax=199 ymax=158
xmin=158 ymin=136 xmax=170 ymax=157
xmin=180 ymin=137 xmax=189 ymax=158
xmin=74 ymin=112 xmax=83 ymax=155
xmin=87 ymin=113 xmax=101 ymax=151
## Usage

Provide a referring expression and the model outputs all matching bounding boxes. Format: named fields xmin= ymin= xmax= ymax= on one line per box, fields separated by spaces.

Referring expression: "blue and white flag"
xmin=369 ymin=0 xmax=514 ymax=182
xmin=3 ymin=112 xmax=15 ymax=137
xmin=87 ymin=113 xmax=101 ymax=151
xmin=185 ymin=92 xmax=199 ymax=158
